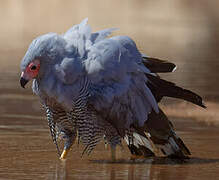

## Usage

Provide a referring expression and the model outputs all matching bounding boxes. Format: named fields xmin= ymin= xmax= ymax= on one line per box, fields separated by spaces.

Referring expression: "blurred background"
xmin=1 ymin=0 xmax=219 ymax=98
xmin=1 ymin=0 xmax=219 ymax=124
xmin=0 ymin=0 xmax=219 ymax=179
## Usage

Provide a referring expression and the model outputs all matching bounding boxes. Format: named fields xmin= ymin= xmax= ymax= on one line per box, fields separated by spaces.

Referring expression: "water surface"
xmin=1 ymin=107 xmax=219 ymax=180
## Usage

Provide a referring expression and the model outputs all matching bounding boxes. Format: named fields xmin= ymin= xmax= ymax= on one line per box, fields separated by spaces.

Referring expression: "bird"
xmin=20 ymin=18 xmax=205 ymax=161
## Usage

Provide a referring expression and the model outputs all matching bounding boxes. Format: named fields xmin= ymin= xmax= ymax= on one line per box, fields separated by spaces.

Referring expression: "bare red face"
xmin=20 ymin=59 xmax=40 ymax=88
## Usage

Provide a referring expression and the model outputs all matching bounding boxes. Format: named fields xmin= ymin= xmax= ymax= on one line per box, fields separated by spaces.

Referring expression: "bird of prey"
xmin=20 ymin=18 xmax=205 ymax=160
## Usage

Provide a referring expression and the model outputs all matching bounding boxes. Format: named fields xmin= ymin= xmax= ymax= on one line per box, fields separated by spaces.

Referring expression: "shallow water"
xmin=1 ymin=77 xmax=219 ymax=180
xmin=1 ymin=102 xmax=219 ymax=180
xmin=1 ymin=0 xmax=219 ymax=179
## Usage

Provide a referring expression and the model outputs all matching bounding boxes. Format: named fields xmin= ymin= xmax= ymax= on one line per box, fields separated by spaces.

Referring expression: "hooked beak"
xmin=20 ymin=77 xmax=28 ymax=88
xmin=20 ymin=72 xmax=29 ymax=88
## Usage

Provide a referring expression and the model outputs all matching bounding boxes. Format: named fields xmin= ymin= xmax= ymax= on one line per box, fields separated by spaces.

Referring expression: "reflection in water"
xmin=1 ymin=97 xmax=219 ymax=179
xmin=127 ymin=163 xmax=152 ymax=180
xmin=110 ymin=166 xmax=115 ymax=180
xmin=88 ymin=157 xmax=219 ymax=180
xmin=55 ymin=160 xmax=66 ymax=180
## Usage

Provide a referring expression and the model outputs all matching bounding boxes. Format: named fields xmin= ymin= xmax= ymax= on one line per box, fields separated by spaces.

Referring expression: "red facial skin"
xmin=21 ymin=59 xmax=40 ymax=81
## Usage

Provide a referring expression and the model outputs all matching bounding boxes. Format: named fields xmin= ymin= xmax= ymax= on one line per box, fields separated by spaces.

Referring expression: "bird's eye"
xmin=31 ymin=65 xmax=37 ymax=70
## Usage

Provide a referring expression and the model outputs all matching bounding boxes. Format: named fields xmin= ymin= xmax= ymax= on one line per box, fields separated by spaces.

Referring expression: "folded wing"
xmin=84 ymin=36 xmax=159 ymax=135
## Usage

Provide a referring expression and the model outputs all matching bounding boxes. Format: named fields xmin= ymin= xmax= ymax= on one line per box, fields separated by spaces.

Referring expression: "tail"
xmin=159 ymin=132 xmax=191 ymax=158
xmin=124 ymin=132 xmax=155 ymax=157
xmin=145 ymin=108 xmax=191 ymax=159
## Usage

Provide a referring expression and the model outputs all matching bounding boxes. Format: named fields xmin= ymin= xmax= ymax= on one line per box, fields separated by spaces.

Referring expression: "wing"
xmin=146 ymin=73 xmax=206 ymax=108
xmin=84 ymin=36 xmax=159 ymax=135
xmin=142 ymin=56 xmax=177 ymax=73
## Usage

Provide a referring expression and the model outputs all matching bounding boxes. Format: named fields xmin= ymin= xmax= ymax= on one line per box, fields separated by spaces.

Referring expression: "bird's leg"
xmin=60 ymin=130 xmax=76 ymax=160
xmin=60 ymin=148 xmax=71 ymax=160
xmin=60 ymin=136 xmax=75 ymax=160
xmin=110 ymin=146 xmax=116 ymax=162
xmin=103 ymin=135 xmax=108 ymax=149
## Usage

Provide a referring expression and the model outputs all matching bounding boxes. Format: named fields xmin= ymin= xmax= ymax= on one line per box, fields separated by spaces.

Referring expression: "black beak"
xmin=20 ymin=77 xmax=28 ymax=88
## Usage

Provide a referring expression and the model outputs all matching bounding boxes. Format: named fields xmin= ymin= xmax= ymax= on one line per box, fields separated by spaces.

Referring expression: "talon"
xmin=60 ymin=149 xmax=70 ymax=160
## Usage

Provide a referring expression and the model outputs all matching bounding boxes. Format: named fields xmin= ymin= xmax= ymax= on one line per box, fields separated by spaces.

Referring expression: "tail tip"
xmin=201 ymin=101 xmax=207 ymax=108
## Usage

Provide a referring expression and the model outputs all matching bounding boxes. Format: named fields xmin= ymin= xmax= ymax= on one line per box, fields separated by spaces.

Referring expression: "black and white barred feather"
xmin=45 ymin=76 xmax=122 ymax=156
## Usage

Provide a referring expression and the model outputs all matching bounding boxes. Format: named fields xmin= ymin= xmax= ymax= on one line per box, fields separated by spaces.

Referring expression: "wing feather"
xmin=85 ymin=36 xmax=158 ymax=132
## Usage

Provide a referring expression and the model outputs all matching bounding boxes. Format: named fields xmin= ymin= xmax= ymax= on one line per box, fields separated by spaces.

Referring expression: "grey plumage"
xmin=21 ymin=18 xmax=159 ymax=156
xmin=20 ymin=18 xmax=205 ymax=159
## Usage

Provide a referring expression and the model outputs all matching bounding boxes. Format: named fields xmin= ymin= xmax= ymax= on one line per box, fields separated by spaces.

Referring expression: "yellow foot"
xmin=130 ymin=154 xmax=146 ymax=160
xmin=60 ymin=149 xmax=70 ymax=160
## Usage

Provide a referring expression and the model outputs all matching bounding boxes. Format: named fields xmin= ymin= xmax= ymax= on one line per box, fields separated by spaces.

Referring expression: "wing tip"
xmin=172 ymin=65 xmax=177 ymax=72
xmin=200 ymin=101 xmax=207 ymax=109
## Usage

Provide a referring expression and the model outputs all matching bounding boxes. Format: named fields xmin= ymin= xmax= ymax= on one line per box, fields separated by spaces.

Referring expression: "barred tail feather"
xmin=158 ymin=132 xmax=191 ymax=158
xmin=124 ymin=132 xmax=155 ymax=157
xmin=143 ymin=108 xmax=191 ymax=159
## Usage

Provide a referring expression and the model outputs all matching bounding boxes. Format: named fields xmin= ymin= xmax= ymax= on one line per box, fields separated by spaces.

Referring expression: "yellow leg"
xmin=59 ymin=133 xmax=76 ymax=160
xmin=60 ymin=149 xmax=70 ymax=160
xmin=111 ymin=147 xmax=116 ymax=162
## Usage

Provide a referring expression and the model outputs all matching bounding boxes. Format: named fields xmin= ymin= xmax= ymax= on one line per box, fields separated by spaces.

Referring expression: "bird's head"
xmin=20 ymin=59 xmax=40 ymax=88
xmin=20 ymin=33 xmax=66 ymax=88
